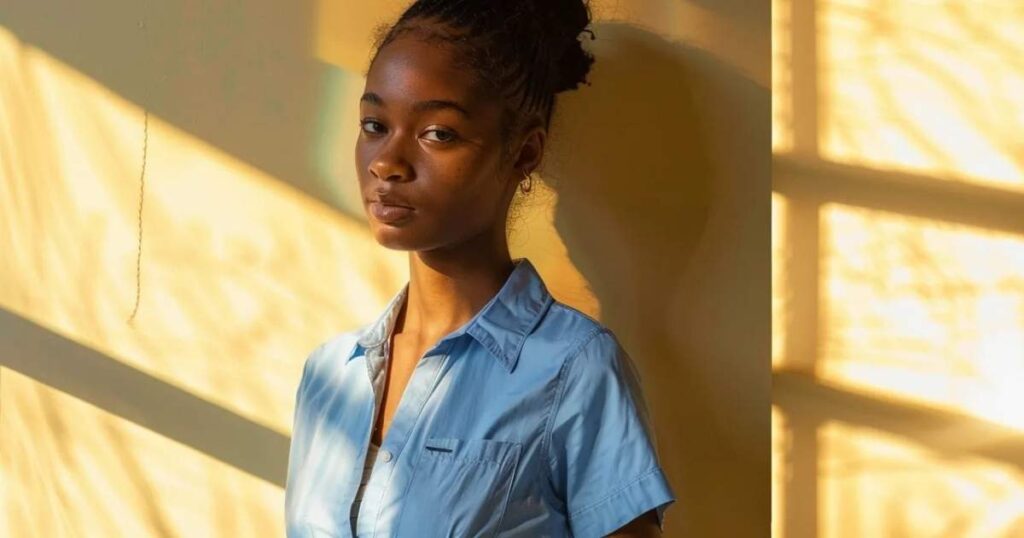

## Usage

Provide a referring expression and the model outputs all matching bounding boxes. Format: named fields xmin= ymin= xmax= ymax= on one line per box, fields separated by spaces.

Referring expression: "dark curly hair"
xmin=366 ymin=0 xmax=596 ymax=158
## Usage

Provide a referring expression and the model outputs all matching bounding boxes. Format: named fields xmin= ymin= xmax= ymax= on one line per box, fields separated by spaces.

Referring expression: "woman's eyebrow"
xmin=364 ymin=91 xmax=387 ymax=106
xmin=360 ymin=92 xmax=472 ymax=119
xmin=415 ymin=99 xmax=472 ymax=118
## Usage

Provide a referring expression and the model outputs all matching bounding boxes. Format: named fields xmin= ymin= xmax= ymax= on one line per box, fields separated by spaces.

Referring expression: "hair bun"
xmin=535 ymin=0 xmax=596 ymax=94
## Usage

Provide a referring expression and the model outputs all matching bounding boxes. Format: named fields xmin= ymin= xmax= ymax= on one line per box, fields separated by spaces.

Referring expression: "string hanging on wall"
xmin=127 ymin=109 xmax=148 ymax=325
xmin=128 ymin=12 xmax=149 ymax=325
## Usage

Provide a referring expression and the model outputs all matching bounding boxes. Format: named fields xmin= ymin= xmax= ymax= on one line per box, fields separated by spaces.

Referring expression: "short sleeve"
xmin=546 ymin=329 xmax=677 ymax=537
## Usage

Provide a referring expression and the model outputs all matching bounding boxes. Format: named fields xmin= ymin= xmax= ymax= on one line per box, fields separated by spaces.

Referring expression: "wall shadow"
xmin=775 ymin=157 xmax=1024 ymax=237
xmin=544 ymin=22 xmax=771 ymax=536
xmin=0 ymin=307 xmax=290 ymax=487
xmin=1 ymin=0 xmax=367 ymax=218
xmin=775 ymin=371 xmax=1024 ymax=469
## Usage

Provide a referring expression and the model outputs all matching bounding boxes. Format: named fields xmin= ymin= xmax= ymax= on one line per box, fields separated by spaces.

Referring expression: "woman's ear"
xmin=513 ymin=122 xmax=547 ymax=175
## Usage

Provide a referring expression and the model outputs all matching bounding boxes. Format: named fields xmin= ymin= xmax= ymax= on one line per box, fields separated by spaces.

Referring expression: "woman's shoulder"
xmin=530 ymin=299 xmax=626 ymax=363
xmin=543 ymin=298 xmax=604 ymax=330
xmin=301 ymin=327 xmax=366 ymax=371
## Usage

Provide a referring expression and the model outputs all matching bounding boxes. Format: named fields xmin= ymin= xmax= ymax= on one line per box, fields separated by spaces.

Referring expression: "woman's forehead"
xmin=364 ymin=34 xmax=494 ymax=114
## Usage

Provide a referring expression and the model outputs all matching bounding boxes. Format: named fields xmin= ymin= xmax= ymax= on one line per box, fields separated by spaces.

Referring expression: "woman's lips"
xmin=369 ymin=202 xmax=415 ymax=224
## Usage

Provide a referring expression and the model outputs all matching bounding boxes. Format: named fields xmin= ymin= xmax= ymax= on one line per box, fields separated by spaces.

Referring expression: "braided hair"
xmin=366 ymin=0 xmax=596 ymax=157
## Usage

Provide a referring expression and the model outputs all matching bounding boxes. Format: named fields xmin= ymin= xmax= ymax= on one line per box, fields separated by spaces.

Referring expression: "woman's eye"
xmin=423 ymin=128 xmax=457 ymax=143
xmin=360 ymin=120 xmax=385 ymax=135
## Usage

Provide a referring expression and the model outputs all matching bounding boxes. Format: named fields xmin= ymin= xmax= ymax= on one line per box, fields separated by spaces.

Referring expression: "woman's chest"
xmin=290 ymin=342 xmax=566 ymax=537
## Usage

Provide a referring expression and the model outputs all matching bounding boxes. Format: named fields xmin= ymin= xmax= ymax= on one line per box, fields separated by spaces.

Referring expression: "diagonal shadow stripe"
xmin=774 ymin=370 xmax=1024 ymax=469
xmin=0 ymin=307 xmax=289 ymax=488
xmin=774 ymin=156 xmax=1024 ymax=236
xmin=0 ymin=1 xmax=361 ymax=218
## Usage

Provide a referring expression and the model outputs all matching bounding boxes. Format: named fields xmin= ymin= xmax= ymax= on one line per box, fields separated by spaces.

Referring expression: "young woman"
xmin=285 ymin=1 xmax=676 ymax=536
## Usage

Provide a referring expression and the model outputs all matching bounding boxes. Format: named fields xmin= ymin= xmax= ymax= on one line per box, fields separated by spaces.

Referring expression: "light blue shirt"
xmin=285 ymin=258 xmax=676 ymax=537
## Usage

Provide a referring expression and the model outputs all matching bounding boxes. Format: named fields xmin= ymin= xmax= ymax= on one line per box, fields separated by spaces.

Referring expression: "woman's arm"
xmin=608 ymin=509 xmax=661 ymax=537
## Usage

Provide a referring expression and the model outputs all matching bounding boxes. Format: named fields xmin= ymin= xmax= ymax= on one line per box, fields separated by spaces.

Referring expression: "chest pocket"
xmin=394 ymin=436 xmax=522 ymax=537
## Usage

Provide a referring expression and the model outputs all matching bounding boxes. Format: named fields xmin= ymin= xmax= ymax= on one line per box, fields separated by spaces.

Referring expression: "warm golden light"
xmin=772 ymin=0 xmax=793 ymax=152
xmin=820 ymin=422 xmax=1024 ymax=537
xmin=0 ymin=25 xmax=406 ymax=537
xmin=2 ymin=369 xmax=284 ymax=537
xmin=772 ymin=193 xmax=789 ymax=368
xmin=773 ymin=0 xmax=1024 ymax=536
xmin=0 ymin=25 xmax=407 ymax=434
xmin=772 ymin=406 xmax=787 ymax=538
xmin=820 ymin=204 xmax=1024 ymax=431
xmin=819 ymin=0 xmax=1024 ymax=190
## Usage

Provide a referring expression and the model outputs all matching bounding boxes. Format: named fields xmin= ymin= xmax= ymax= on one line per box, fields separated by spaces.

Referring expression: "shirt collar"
xmin=350 ymin=257 xmax=554 ymax=373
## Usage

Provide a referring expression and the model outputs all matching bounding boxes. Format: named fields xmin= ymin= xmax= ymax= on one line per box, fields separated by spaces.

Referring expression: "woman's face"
xmin=355 ymin=31 xmax=532 ymax=252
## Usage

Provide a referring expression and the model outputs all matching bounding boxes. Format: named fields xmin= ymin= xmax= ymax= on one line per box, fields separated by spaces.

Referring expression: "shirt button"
xmin=381 ymin=449 xmax=393 ymax=462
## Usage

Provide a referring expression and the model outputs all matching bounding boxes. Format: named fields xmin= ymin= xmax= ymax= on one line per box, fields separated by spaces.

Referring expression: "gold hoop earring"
xmin=520 ymin=171 xmax=533 ymax=194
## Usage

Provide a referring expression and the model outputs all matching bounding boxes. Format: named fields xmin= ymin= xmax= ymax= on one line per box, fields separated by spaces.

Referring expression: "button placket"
xmin=367 ymin=344 xmax=455 ymax=537
xmin=354 ymin=346 xmax=391 ymax=537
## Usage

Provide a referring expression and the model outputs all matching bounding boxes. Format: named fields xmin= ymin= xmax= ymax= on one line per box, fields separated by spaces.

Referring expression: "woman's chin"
xmin=372 ymin=229 xmax=422 ymax=251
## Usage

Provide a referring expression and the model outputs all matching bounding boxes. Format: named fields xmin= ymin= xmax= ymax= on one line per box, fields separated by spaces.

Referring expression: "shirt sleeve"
xmin=546 ymin=329 xmax=677 ymax=537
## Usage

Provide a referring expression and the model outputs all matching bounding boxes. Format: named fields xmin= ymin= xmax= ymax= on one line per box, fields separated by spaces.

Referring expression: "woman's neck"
xmin=399 ymin=235 xmax=514 ymax=344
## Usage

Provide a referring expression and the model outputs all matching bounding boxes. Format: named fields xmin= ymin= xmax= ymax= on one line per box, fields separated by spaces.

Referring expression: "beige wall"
xmin=773 ymin=0 xmax=1024 ymax=536
xmin=0 ymin=1 xmax=769 ymax=536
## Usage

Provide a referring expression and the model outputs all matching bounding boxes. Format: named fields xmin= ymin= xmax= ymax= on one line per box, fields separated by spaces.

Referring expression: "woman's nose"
xmin=368 ymin=141 xmax=413 ymax=182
